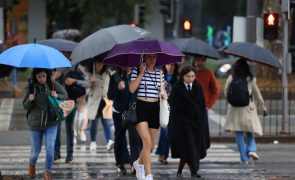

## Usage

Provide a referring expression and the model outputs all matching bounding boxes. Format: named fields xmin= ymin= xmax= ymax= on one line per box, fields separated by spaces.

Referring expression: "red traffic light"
xmin=183 ymin=20 xmax=192 ymax=31
xmin=264 ymin=13 xmax=278 ymax=27
xmin=263 ymin=13 xmax=279 ymax=40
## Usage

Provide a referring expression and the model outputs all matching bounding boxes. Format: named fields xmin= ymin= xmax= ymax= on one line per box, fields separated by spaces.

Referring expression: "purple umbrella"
xmin=103 ymin=40 xmax=184 ymax=67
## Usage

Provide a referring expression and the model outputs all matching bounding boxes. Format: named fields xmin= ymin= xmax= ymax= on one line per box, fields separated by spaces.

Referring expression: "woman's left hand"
xmin=160 ymin=91 xmax=168 ymax=100
xmin=51 ymin=91 xmax=58 ymax=98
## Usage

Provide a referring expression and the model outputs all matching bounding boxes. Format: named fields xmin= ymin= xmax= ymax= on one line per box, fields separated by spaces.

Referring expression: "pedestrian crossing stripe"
xmin=1 ymin=144 xmax=273 ymax=179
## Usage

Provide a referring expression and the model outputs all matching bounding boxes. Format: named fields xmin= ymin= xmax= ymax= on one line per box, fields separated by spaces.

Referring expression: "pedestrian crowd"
xmin=22 ymin=44 xmax=267 ymax=180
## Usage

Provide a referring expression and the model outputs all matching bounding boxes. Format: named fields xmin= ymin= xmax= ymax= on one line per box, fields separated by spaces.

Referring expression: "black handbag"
xmin=121 ymin=103 xmax=137 ymax=129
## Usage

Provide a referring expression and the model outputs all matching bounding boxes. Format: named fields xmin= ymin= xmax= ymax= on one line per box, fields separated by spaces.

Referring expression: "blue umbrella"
xmin=0 ymin=44 xmax=71 ymax=69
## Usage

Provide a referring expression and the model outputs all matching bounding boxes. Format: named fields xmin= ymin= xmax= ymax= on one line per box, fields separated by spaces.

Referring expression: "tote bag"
xmin=159 ymin=70 xmax=170 ymax=128
xmin=102 ymin=98 xmax=113 ymax=119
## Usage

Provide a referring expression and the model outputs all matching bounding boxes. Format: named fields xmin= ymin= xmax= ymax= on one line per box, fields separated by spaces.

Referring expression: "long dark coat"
xmin=168 ymin=81 xmax=210 ymax=164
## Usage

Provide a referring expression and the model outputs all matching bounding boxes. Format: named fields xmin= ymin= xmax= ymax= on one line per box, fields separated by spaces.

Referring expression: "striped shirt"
xmin=131 ymin=68 xmax=164 ymax=99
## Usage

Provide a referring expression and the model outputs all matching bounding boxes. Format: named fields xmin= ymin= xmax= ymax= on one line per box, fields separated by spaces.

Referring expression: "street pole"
xmin=0 ymin=0 xmax=4 ymax=52
xmin=246 ymin=0 xmax=257 ymax=75
xmin=173 ymin=0 xmax=180 ymax=38
xmin=281 ymin=4 xmax=289 ymax=134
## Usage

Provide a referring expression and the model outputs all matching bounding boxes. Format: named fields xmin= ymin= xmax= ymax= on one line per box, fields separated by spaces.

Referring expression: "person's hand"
xmin=139 ymin=63 xmax=146 ymax=74
xmin=263 ymin=110 xmax=268 ymax=117
xmin=160 ymin=91 xmax=168 ymax=100
xmin=118 ymin=81 xmax=125 ymax=90
xmin=51 ymin=91 xmax=58 ymax=98
xmin=90 ymin=76 xmax=96 ymax=83
xmin=66 ymin=78 xmax=76 ymax=85
xmin=29 ymin=94 xmax=34 ymax=101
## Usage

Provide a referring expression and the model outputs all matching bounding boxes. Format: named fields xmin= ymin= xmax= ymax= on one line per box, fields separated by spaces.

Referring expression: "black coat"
xmin=168 ymin=81 xmax=210 ymax=163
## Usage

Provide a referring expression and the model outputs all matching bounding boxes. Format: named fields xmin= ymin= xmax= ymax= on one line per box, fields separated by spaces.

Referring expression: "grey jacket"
xmin=23 ymin=81 xmax=68 ymax=131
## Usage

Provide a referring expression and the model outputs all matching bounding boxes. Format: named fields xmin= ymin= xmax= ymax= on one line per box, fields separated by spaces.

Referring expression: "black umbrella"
xmin=37 ymin=38 xmax=78 ymax=52
xmin=171 ymin=37 xmax=221 ymax=59
xmin=218 ymin=42 xmax=282 ymax=69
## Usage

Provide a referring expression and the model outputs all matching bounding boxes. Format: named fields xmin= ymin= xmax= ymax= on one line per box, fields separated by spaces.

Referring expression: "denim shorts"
xmin=135 ymin=99 xmax=160 ymax=129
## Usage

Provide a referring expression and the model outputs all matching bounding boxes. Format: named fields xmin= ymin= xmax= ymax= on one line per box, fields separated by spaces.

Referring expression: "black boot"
xmin=176 ymin=159 xmax=185 ymax=178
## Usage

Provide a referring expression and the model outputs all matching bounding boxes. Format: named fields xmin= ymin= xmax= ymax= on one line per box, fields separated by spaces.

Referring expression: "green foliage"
xmin=46 ymin=0 xmax=150 ymax=38
xmin=203 ymin=0 xmax=246 ymax=17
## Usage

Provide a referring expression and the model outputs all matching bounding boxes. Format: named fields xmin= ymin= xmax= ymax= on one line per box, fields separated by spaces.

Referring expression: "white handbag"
xmin=159 ymin=70 xmax=170 ymax=128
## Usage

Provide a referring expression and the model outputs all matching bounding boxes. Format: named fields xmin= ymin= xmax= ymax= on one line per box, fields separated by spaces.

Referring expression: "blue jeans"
xmin=55 ymin=108 xmax=76 ymax=157
xmin=29 ymin=124 xmax=58 ymax=171
xmin=156 ymin=127 xmax=169 ymax=159
xmin=235 ymin=131 xmax=257 ymax=162
xmin=90 ymin=117 xmax=113 ymax=143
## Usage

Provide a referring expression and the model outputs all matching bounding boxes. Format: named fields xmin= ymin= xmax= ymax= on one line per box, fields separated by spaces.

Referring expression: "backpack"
xmin=227 ymin=76 xmax=250 ymax=107
xmin=65 ymin=67 xmax=86 ymax=100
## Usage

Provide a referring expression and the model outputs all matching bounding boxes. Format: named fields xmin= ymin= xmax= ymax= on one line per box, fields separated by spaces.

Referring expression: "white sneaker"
xmin=133 ymin=159 xmax=145 ymax=180
xmin=79 ymin=131 xmax=87 ymax=142
xmin=89 ymin=141 xmax=97 ymax=151
xmin=106 ymin=140 xmax=114 ymax=151
xmin=248 ymin=152 xmax=259 ymax=160
xmin=145 ymin=174 xmax=153 ymax=180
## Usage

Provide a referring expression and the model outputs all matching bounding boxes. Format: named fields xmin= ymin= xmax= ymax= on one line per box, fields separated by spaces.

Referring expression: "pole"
xmin=246 ymin=0 xmax=257 ymax=75
xmin=0 ymin=0 xmax=4 ymax=51
xmin=281 ymin=11 xmax=289 ymax=134
xmin=173 ymin=0 xmax=180 ymax=38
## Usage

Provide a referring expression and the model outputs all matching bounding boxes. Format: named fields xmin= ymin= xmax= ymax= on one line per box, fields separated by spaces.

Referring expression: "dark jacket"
xmin=168 ymin=80 xmax=210 ymax=163
xmin=108 ymin=70 xmax=134 ymax=113
xmin=23 ymin=81 xmax=68 ymax=131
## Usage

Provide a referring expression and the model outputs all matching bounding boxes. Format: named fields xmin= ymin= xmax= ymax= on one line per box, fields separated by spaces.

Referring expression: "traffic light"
xmin=160 ymin=0 xmax=173 ymax=23
xmin=134 ymin=4 xmax=145 ymax=27
xmin=182 ymin=19 xmax=192 ymax=37
xmin=263 ymin=13 xmax=279 ymax=40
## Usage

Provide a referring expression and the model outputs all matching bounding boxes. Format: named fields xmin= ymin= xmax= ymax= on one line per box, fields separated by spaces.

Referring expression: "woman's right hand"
xmin=29 ymin=94 xmax=35 ymax=101
xmin=90 ymin=76 xmax=96 ymax=83
xmin=139 ymin=63 xmax=146 ymax=74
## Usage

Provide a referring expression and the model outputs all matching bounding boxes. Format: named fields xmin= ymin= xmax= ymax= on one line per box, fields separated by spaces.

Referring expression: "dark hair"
xmin=163 ymin=63 xmax=179 ymax=76
xmin=179 ymin=65 xmax=196 ymax=82
xmin=232 ymin=59 xmax=253 ymax=80
xmin=30 ymin=68 xmax=53 ymax=90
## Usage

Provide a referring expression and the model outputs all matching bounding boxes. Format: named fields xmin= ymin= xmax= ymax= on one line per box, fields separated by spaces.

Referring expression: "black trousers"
xmin=113 ymin=111 xmax=142 ymax=166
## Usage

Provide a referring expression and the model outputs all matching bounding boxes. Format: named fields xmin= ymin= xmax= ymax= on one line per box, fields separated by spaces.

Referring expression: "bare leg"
xmin=135 ymin=122 xmax=153 ymax=175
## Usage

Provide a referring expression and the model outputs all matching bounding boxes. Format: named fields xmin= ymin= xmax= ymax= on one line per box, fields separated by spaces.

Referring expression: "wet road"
xmin=1 ymin=143 xmax=292 ymax=180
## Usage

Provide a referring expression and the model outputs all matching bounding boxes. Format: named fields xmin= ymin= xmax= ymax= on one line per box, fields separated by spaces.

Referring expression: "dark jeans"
xmin=55 ymin=108 xmax=77 ymax=158
xmin=113 ymin=111 xmax=142 ymax=166
xmin=156 ymin=127 xmax=169 ymax=159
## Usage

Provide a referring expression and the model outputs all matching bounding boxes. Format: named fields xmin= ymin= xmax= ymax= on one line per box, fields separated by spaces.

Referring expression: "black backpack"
xmin=65 ymin=67 xmax=86 ymax=100
xmin=227 ymin=76 xmax=250 ymax=107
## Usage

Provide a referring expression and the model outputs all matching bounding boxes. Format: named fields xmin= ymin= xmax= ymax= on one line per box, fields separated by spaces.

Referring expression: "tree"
xmin=46 ymin=0 xmax=150 ymax=38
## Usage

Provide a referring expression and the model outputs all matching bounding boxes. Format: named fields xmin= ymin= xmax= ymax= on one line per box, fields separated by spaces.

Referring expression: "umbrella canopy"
xmin=37 ymin=38 xmax=78 ymax=52
xmin=218 ymin=42 xmax=282 ymax=68
xmin=0 ymin=44 xmax=71 ymax=69
xmin=70 ymin=24 xmax=151 ymax=65
xmin=52 ymin=29 xmax=81 ymax=39
xmin=171 ymin=37 xmax=221 ymax=59
xmin=104 ymin=39 xmax=184 ymax=67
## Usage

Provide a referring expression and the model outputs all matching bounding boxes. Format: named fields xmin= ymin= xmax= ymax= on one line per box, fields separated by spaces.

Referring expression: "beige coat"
xmin=87 ymin=70 xmax=110 ymax=120
xmin=224 ymin=75 xmax=266 ymax=135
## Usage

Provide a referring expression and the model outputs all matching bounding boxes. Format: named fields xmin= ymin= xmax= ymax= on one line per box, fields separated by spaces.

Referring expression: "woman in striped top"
xmin=129 ymin=53 xmax=167 ymax=180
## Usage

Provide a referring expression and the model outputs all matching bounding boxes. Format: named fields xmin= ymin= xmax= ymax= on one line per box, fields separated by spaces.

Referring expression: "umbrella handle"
xmin=93 ymin=61 xmax=95 ymax=75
